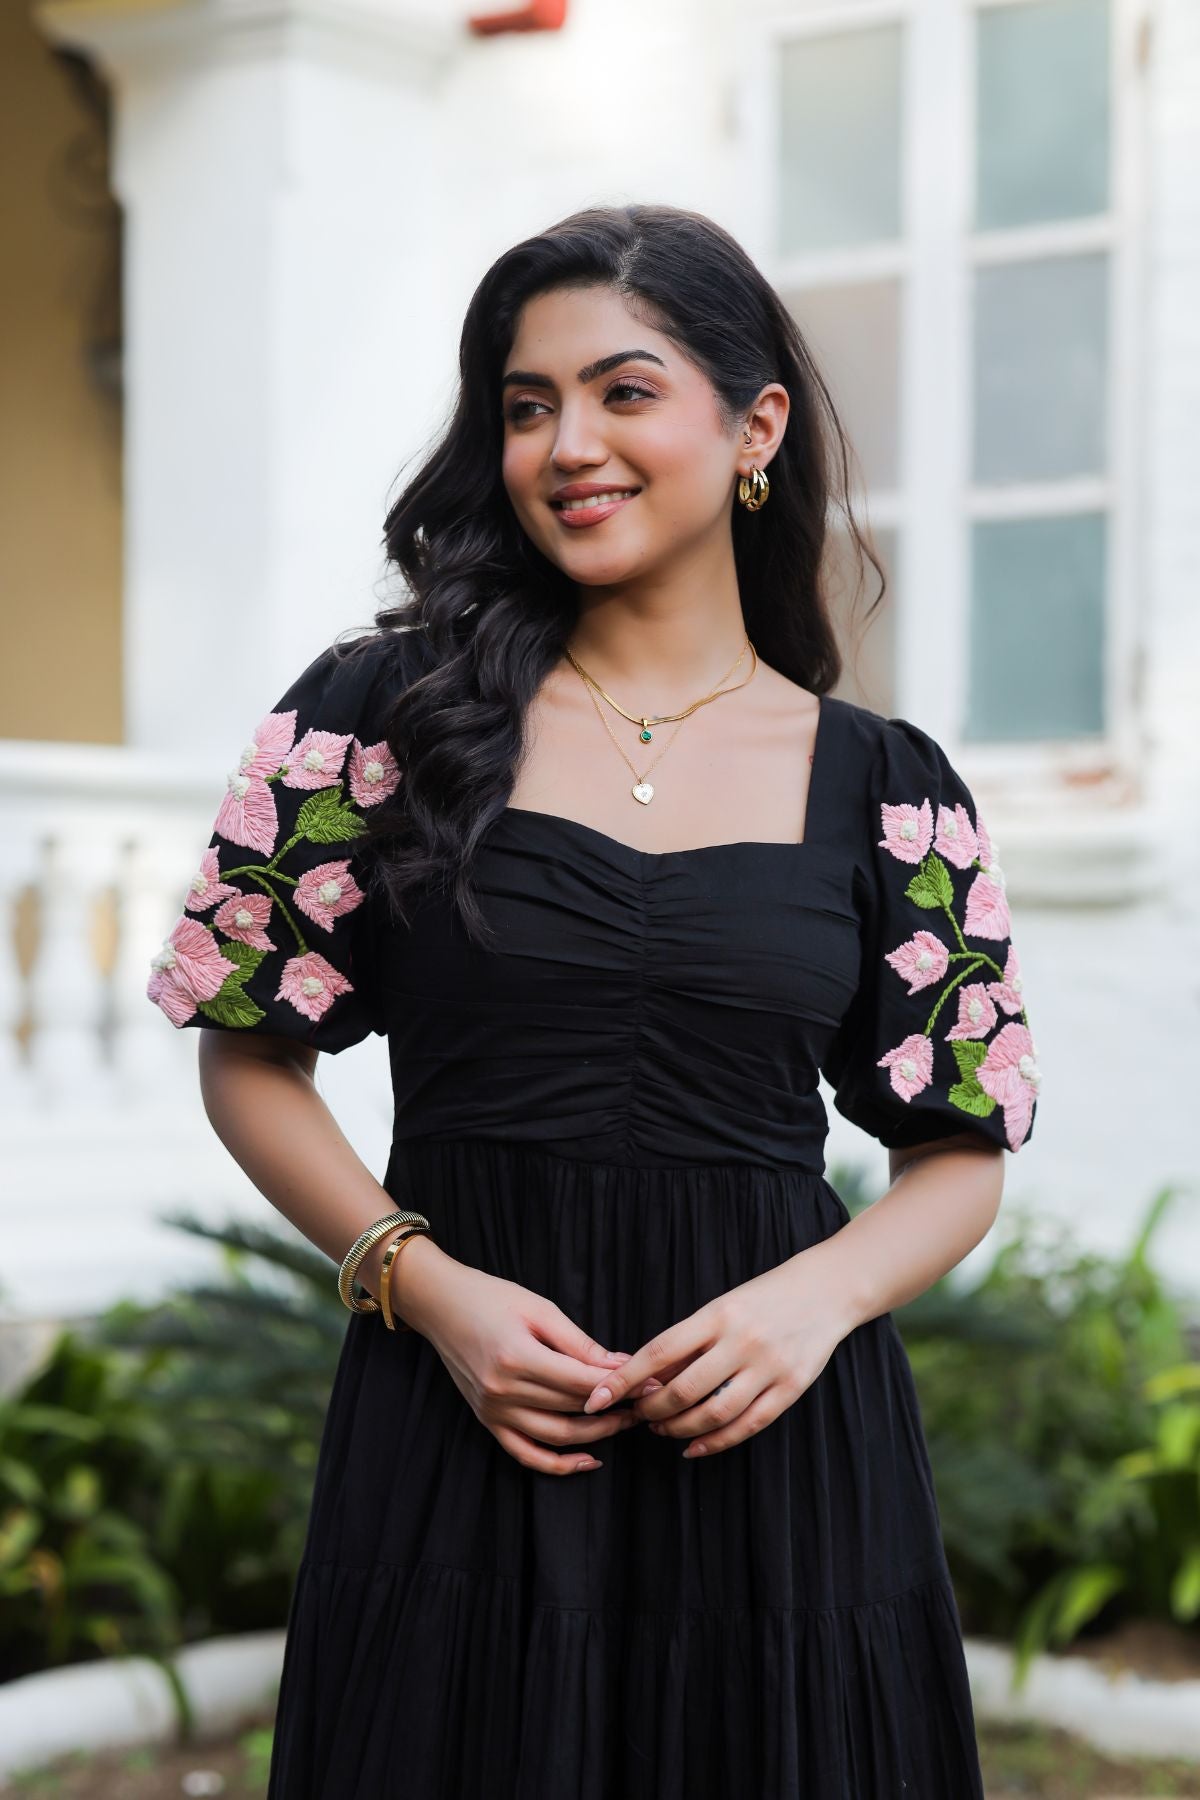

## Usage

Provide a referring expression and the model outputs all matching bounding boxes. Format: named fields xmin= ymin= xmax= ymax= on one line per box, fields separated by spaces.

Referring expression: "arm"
xmin=196 ymin=1033 xmax=454 ymax=1329
xmin=803 ymin=1130 xmax=1005 ymax=1334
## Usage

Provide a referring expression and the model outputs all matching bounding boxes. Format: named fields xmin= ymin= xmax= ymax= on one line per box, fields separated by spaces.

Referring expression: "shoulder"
xmin=284 ymin=622 xmax=433 ymax=732
xmin=824 ymin=694 xmax=964 ymax=797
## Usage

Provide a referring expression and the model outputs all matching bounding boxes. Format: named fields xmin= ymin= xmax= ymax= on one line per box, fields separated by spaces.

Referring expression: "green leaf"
xmin=295 ymin=787 xmax=365 ymax=845
xmin=1155 ymin=1402 xmax=1200 ymax=1469
xmin=198 ymin=989 xmax=268 ymax=1029
xmin=218 ymin=941 xmax=267 ymax=973
xmin=0 ymin=1506 xmax=43 ymax=1571
xmin=1169 ymin=1546 xmax=1200 ymax=1621
xmin=905 ymin=853 xmax=954 ymax=911
xmin=1145 ymin=1362 xmax=1200 ymax=1404
xmin=1048 ymin=1563 xmax=1124 ymax=1645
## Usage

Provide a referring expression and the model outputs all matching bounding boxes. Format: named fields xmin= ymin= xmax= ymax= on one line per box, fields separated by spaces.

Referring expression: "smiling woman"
xmin=149 ymin=202 xmax=1038 ymax=1800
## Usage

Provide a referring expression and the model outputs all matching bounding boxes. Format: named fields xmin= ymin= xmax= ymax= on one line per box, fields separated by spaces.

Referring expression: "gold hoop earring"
xmin=737 ymin=466 xmax=770 ymax=511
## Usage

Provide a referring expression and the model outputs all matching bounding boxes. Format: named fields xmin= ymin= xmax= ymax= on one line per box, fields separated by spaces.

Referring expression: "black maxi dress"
xmin=147 ymin=625 xmax=1040 ymax=1799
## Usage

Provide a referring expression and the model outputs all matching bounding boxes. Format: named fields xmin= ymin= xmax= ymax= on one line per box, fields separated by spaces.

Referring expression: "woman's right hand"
xmin=394 ymin=1241 xmax=640 ymax=1474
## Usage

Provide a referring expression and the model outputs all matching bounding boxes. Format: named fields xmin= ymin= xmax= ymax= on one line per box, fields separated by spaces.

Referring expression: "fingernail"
xmin=584 ymin=1387 xmax=612 ymax=1414
xmin=639 ymin=1379 xmax=662 ymax=1397
xmin=682 ymin=1443 xmax=707 ymax=1458
xmin=604 ymin=1351 xmax=631 ymax=1364
xmin=576 ymin=1457 xmax=602 ymax=1471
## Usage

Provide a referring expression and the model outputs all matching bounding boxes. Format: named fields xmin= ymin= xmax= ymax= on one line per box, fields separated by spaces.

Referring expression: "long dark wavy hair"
xmin=343 ymin=201 xmax=884 ymax=951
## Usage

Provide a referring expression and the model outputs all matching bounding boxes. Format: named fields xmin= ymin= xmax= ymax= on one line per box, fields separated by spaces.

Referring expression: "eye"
xmin=503 ymin=380 xmax=657 ymax=423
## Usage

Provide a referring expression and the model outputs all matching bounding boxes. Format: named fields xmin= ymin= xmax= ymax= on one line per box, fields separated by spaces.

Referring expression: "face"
xmin=499 ymin=284 xmax=781 ymax=589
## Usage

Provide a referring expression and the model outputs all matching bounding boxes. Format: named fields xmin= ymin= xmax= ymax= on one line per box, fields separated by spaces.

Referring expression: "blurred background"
xmin=1 ymin=0 xmax=1198 ymax=1790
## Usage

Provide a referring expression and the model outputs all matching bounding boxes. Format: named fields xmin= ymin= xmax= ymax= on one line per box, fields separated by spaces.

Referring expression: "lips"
xmin=549 ymin=489 xmax=640 ymax=528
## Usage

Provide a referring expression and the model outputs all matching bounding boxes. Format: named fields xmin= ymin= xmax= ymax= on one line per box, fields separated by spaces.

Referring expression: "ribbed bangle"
xmin=379 ymin=1226 xmax=430 ymax=1332
xmin=338 ymin=1211 xmax=431 ymax=1314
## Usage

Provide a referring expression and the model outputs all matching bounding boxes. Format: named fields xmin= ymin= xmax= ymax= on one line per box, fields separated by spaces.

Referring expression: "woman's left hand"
xmin=581 ymin=1247 xmax=861 ymax=1457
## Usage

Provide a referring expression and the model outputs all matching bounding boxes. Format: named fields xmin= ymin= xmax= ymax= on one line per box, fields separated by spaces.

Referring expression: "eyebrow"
xmin=500 ymin=349 xmax=667 ymax=392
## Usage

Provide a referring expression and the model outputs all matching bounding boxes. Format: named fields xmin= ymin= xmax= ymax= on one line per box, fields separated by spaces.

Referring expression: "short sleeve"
xmin=820 ymin=715 xmax=1041 ymax=1154
xmin=146 ymin=634 xmax=406 ymax=1055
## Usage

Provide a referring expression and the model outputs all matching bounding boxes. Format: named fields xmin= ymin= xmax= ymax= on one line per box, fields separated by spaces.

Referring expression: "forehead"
xmin=504 ymin=286 xmax=670 ymax=370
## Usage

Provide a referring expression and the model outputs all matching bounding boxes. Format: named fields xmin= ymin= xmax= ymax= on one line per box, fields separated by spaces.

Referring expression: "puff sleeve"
xmin=821 ymin=716 xmax=1041 ymax=1154
xmin=146 ymin=635 xmax=405 ymax=1055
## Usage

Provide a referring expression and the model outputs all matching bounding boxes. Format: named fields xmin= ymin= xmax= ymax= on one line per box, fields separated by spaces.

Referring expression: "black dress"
xmin=147 ymin=626 xmax=1040 ymax=1799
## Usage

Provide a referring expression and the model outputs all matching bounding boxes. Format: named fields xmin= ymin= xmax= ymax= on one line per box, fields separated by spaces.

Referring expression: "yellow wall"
xmin=0 ymin=10 xmax=123 ymax=744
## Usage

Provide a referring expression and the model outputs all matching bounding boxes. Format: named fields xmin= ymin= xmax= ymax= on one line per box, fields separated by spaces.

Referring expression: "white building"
xmin=2 ymin=0 xmax=1197 ymax=1370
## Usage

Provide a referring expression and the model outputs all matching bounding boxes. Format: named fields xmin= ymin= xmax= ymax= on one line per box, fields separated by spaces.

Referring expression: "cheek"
xmin=501 ymin=437 xmax=540 ymax=506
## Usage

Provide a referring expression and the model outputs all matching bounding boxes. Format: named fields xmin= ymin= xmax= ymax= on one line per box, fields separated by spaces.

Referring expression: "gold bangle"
xmin=379 ymin=1226 xmax=430 ymax=1332
xmin=338 ymin=1210 xmax=430 ymax=1314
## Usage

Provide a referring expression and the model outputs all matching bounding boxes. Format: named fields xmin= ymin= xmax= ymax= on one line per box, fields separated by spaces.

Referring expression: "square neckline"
xmin=499 ymin=691 xmax=834 ymax=862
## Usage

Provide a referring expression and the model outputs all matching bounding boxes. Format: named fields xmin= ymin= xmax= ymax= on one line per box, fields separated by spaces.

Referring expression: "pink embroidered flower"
xmin=945 ymin=982 xmax=999 ymax=1040
xmin=276 ymin=950 xmax=353 ymax=1022
xmin=877 ymin=1032 xmax=934 ymax=1102
xmin=964 ymin=867 xmax=1012 ymax=940
xmin=282 ymin=729 xmax=353 ymax=790
xmin=987 ymin=944 xmax=1026 ymax=1016
xmin=348 ymin=737 xmax=401 ymax=807
xmin=213 ymin=890 xmax=276 ymax=951
xmin=214 ymin=772 xmax=282 ymax=858
xmin=977 ymin=1022 xmax=1040 ymax=1150
xmin=294 ymin=862 xmax=365 ymax=933
xmin=879 ymin=798 xmax=934 ymax=864
xmin=146 ymin=916 xmax=235 ymax=1026
xmin=884 ymin=930 xmax=950 ymax=994
xmin=935 ymin=802 xmax=979 ymax=870
xmin=184 ymin=847 xmax=240 ymax=914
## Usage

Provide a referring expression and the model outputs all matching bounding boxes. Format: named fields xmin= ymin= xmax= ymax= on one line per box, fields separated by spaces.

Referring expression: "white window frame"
xmin=736 ymin=0 xmax=1152 ymax=898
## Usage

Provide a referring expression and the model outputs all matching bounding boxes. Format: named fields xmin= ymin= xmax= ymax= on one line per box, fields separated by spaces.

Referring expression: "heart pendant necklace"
xmin=564 ymin=637 xmax=759 ymax=805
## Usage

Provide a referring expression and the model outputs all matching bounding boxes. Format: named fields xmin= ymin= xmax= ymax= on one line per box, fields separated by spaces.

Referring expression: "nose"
xmin=550 ymin=403 xmax=610 ymax=472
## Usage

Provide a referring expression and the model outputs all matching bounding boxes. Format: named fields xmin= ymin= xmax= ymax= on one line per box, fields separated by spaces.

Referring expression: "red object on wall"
xmin=468 ymin=0 xmax=567 ymax=34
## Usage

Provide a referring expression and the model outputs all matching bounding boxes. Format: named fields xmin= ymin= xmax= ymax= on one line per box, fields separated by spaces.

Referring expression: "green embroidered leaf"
xmin=197 ymin=990 xmax=267 ymax=1029
xmin=218 ymin=942 xmax=267 ymax=974
xmin=950 ymin=1039 xmax=989 ymax=1077
xmin=905 ymin=853 xmax=955 ymax=911
xmin=296 ymin=787 xmax=366 ymax=845
xmin=948 ymin=1040 xmax=997 ymax=1117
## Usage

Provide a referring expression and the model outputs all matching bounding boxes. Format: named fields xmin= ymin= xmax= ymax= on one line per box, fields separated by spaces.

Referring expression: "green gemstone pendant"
xmin=639 ymin=726 xmax=652 ymax=742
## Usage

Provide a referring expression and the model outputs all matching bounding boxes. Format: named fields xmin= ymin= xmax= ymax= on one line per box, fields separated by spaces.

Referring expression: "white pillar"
xmin=33 ymin=0 xmax=459 ymax=759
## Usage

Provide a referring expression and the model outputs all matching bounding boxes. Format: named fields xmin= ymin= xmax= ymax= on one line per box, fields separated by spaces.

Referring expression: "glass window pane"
xmin=778 ymin=26 xmax=903 ymax=254
xmin=785 ymin=281 xmax=901 ymax=491
xmin=826 ymin=523 xmax=898 ymax=718
xmin=976 ymin=0 xmax=1110 ymax=229
xmin=967 ymin=514 xmax=1106 ymax=740
xmin=973 ymin=253 xmax=1108 ymax=483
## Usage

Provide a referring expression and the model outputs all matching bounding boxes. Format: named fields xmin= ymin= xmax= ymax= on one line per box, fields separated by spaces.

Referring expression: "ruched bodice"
xmin=375 ymin=812 xmax=862 ymax=1172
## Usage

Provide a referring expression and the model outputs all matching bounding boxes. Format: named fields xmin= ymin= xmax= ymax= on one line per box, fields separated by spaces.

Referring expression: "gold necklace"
xmin=565 ymin=637 xmax=759 ymax=806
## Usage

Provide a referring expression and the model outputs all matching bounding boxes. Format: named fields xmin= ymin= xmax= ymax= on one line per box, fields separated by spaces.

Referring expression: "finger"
xmin=634 ymin=1347 xmax=738 ymax=1424
xmin=582 ymin=1322 xmax=708 ymax=1413
xmin=517 ymin=1343 xmax=640 ymax=1406
xmin=644 ymin=1370 xmax=756 ymax=1437
xmin=493 ymin=1421 xmax=612 ymax=1476
xmin=527 ymin=1310 xmax=633 ymax=1371
xmin=674 ymin=1384 xmax=789 ymax=1460
xmin=506 ymin=1404 xmax=642 ymax=1448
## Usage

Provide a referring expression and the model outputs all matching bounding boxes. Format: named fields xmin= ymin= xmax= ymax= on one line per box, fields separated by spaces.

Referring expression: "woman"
xmin=148 ymin=202 xmax=1040 ymax=1798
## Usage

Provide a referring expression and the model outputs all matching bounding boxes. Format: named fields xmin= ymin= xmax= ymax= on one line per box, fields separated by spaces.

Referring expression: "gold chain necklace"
xmin=564 ymin=636 xmax=759 ymax=807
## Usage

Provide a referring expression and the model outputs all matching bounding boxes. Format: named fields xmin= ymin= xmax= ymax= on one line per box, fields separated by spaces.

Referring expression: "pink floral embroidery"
xmin=276 ymin=951 xmax=354 ymax=1023
xmin=878 ymin=799 xmax=933 ymax=864
xmin=282 ymin=728 xmax=353 ymax=791
xmin=934 ymin=802 xmax=978 ymax=869
xmin=878 ymin=1033 xmax=934 ymax=1102
xmin=349 ymin=738 xmax=402 ymax=807
xmin=149 ymin=692 xmax=399 ymax=1033
xmin=147 ymin=916 xmax=237 ymax=1025
xmin=977 ymin=1023 xmax=1040 ymax=1152
xmin=884 ymin=929 xmax=950 ymax=994
xmin=294 ymin=862 xmax=365 ymax=933
xmin=213 ymin=890 xmax=276 ymax=951
xmin=875 ymin=779 xmax=1040 ymax=1150
xmin=945 ymin=982 xmax=999 ymax=1040
xmin=184 ymin=847 xmax=240 ymax=914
